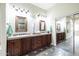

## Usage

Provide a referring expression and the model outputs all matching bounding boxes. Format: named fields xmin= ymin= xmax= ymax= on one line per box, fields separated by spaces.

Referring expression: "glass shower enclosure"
xmin=55 ymin=15 xmax=74 ymax=55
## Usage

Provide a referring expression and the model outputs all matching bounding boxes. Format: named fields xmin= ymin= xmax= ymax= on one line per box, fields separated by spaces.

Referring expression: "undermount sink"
xmin=32 ymin=33 xmax=41 ymax=34
xmin=13 ymin=33 xmax=31 ymax=36
xmin=12 ymin=32 xmax=48 ymax=37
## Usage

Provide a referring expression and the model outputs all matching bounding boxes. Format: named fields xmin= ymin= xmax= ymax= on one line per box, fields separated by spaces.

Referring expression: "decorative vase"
xmin=7 ymin=23 xmax=13 ymax=37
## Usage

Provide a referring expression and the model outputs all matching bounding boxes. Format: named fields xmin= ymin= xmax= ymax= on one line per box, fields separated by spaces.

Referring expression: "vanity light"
xmin=37 ymin=13 xmax=40 ymax=17
xmin=23 ymin=9 xmax=25 ymax=11
xmin=21 ymin=9 xmax=23 ymax=12
xmin=27 ymin=10 xmax=29 ymax=12
xmin=12 ymin=5 xmax=30 ymax=14
xmin=13 ymin=5 xmax=15 ymax=8
xmin=25 ymin=10 xmax=29 ymax=14
xmin=19 ymin=8 xmax=20 ymax=10
xmin=25 ymin=11 xmax=27 ymax=14
xmin=36 ymin=13 xmax=47 ymax=18
xmin=12 ymin=5 xmax=18 ymax=11
xmin=15 ymin=8 xmax=18 ymax=11
xmin=25 ymin=10 xmax=28 ymax=14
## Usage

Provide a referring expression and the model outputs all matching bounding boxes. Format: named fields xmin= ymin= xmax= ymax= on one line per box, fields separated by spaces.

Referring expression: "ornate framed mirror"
xmin=39 ymin=20 xmax=46 ymax=31
xmin=15 ymin=16 xmax=27 ymax=32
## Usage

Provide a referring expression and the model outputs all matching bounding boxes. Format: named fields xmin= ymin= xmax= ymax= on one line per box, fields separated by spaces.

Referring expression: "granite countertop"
xmin=8 ymin=33 xmax=51 ymax=40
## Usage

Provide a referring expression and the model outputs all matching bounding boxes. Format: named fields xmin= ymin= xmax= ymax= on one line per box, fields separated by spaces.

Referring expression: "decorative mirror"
xmin=39 ymin=20 xmax=46 ymax=31
xmin=15 ymin=16 xmax=27 ymax=32
xmin=56 ymin=23 xmax=61 ymax=32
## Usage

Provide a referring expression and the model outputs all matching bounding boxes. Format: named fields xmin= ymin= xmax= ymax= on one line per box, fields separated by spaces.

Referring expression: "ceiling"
xmin=32 ymin=3 xmax=56 ymax=11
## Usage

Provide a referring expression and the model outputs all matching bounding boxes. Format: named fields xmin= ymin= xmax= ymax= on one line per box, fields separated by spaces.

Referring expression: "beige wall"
xmin=6 ymin=3 xmax=48 ymax=34
xmin=0 ymin=3 xmax=6 ymax=56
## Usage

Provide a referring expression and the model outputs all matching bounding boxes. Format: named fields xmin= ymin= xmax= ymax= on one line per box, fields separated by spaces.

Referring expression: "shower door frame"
xmin=55 ymin=13 xmax=79 ymax=55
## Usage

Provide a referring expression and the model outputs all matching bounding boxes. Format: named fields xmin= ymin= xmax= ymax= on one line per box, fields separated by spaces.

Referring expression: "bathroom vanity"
xmin=7 ymin=33 xmax=52 ymax=56
xmin=7 ymin=14 xmax=50 ymax=56
xmin=56 ymin=32 xmax=66 ymax=44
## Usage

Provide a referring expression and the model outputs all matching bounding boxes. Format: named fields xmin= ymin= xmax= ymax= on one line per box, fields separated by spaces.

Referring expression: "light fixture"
xmin=12 ymin=5 xmax=30 ymax=14
xmin=15 ymin=8 xmax=18 ymax=11
xmin=27 ymin=10 xmax=29 ymax=12
xmin=19 ymin=8 xmax=20 ymax=10
xmin=25 ymin=10 xmax=29 ymax=14
xmin=23 ymin=9 xmax=25 ymax=11
xmin=21 ymin=9 xmax=23 ymax=12
xmin=13 ymin=5 xmax=15 ymax=8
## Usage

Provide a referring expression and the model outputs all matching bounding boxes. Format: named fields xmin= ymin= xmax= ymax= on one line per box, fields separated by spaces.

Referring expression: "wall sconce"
xmin=18 ymin=8 xmax=20 ymax=10
xmin=21 ymin=9 xmax=23 ymax=12
xmin=25 ymin=10 xmax=29 ymax=14
xmin=37 ymin=14 xmax=40 ymax=17
xmin=25 ymin=11 xmax=27 ymax=14
xmin=23 ymin=9 xmax=25 ymax=11
xmin=12 ymin=5 xmax=30 ymax=14
xmin=13 ymin=5 xmax=15 ymax=8
xmin=15 ymin=8 xmax=18 ymax=11
xmin=27 ymin=10 xmax=29 ymax=12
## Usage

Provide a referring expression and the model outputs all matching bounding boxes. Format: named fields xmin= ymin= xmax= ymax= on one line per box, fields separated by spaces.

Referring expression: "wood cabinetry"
xmin=32 ymin=36 xmax=42 ymax=50
xmin=46 ymin=35 xmax=51 ymax=46
xmin=41 ymin=35 xmax=47 ymax=47
xmin=7 ymin=34 xmax=52 ymax=56
xmin=7 ymin=39 xmax=21 ymax=56
xmin=42 ymin=35 xmax=51 ymax=47
xmin=21 ymin=37 xmax=32 ymax=55
xmin=56 ymin=32 xmax=65 ymax=44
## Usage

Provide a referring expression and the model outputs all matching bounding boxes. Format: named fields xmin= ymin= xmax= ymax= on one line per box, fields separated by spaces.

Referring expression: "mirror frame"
xmin=39 ymin=20 xmax=46 ymax=31
xmin=15 ymin=16 xmax=27 ymax=32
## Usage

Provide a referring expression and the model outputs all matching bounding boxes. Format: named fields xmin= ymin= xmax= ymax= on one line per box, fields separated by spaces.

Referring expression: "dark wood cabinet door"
xmin=41 ymin=34 xmax=51 ymax=47
xmin=56 ymin=32 xmax=65 ymax=44
xmin=22 ymin=37 xmax=32 ymax=55
xmin=41 ymin=35 xmax=47 ymax=47
xmin=32 ymin=38 xmax=37 ymax=50
xmin=7 ymin=39 xmax=21 ymax=56
xmin=7 ymin=40 xmax=14 ymax=56
xmin=36 ymin=36 xmax=42 ymax=48
xmin=13 ymin=39 xmax=21 ymax=56
xmin=46 ymin=34 xmax=51 ymax=45
xmin=32 ymin=36 xmax=42 ymax=50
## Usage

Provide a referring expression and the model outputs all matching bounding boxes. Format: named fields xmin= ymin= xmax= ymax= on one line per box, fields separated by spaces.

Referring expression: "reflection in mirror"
xmin=56 ymin=23 xmax=61 ymax=32
xmin=15 ymin=16 xmax=27 ymax=32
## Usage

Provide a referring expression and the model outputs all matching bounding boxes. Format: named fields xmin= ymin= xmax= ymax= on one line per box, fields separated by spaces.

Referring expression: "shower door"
xmin=56 ymin=16 xmax=74 ymax=55
xmin=66 ymin=16 xmax=74 ymax=54
xmin=73 ymin=14 xmax=79 ymax=55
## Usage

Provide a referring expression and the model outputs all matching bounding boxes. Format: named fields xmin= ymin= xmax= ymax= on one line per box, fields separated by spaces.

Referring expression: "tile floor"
xmin=26 ymin=39 xmax=73 ymax=56
xmin=26 ymin=34 xmax=79 ymax=56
